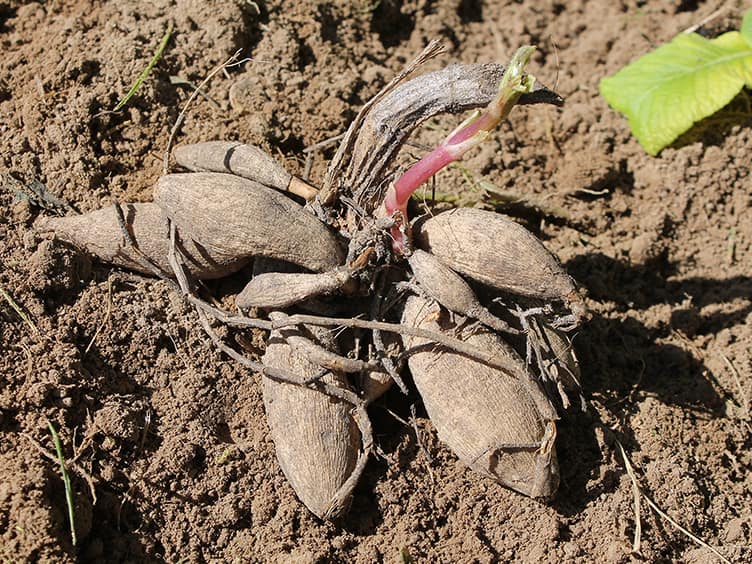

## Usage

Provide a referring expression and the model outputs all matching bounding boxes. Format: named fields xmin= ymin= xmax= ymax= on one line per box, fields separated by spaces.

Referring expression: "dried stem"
xmin=320 ymin=40 xmax=446 ymax=206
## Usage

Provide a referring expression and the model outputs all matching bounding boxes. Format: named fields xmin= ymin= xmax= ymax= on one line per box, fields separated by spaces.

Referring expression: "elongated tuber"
xmin=414 ymin=207 xmax=578 ymax=303
xmin=155 ymin=172 xmax=344 ymax=272
xmin=35 ymin=202 xmax=248 ymax=279
xmin=236 ymin=268 xmax=352 ymax=311
xmin=262 ymin=317 xmax=363 ymax=520
xmin=173 ymin=141 xmax=317 ymax=200
xmin=408 ymin=249 xmax=516 ymax=334
xmin=401 ymin=295 xmax=559 ymax=499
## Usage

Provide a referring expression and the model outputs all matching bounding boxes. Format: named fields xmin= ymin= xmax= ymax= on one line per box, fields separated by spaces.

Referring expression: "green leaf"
xmin=742 ymin=10 xmax=752 ymax=47
xmin=600 ymin=28 xmax=752 ymax=155
xmin=112 ymin=22 xmax=173 ymax=113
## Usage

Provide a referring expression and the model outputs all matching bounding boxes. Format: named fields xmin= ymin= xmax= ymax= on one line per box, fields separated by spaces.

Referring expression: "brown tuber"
xmin=33 ymin=48 xmax=584 ymax=520
xmin=408 ymin=249 xmax=516 ymax=334
xmin=414 ymin=207 xmax=578 ymax=303
xmin=262 ymin=316 xmax=363 ymax=520
xmin=236 ymin=268 xmax=352 ymax=311
xmin=401 ymin=295 xmax=559 ymax=499
xmin=173 ymin=141 xmax=317 ymax=200
xmin=154 ymin=172 xmax=344 ymax=273
xmin=35 ymin=202 xmax=247 ymax=279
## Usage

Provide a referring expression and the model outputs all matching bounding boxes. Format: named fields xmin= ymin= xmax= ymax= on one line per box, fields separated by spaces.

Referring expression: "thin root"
xmin=163 ymin=49 xmax=250 ymax=175
xmin=615 ymin=440 xmax=731 ymax=564
xmin=371 ymin=272 xmax=409 ymax=394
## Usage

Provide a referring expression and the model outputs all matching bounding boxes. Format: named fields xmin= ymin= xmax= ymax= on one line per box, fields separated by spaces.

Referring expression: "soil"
xmin=1 ymin=0 xmax=751 ymax=562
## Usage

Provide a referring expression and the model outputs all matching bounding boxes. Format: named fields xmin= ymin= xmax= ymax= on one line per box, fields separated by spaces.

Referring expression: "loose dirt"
xmin=1 ymin=0 xmax=750 ymax=562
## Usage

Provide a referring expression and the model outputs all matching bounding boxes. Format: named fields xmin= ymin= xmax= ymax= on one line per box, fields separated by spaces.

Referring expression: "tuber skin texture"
xmin=154 ymin=172 xmax=344 ymax=272
xmin=35 ymin=202 xmax=248 ymax=279
xmin=401 ymin=295 xmax=559 ymax=499
xmin=262 ymin=315 xmax=362 ymax=520
xmin=414 ymin=207 xmax=579 ymax=303
xmin=173 ymin=141 xmax=318 ymax=200
xmin=407 ymin=249 xmax=516 ymax=334
xmin=236 ymin=268 xmax=352 ymax=311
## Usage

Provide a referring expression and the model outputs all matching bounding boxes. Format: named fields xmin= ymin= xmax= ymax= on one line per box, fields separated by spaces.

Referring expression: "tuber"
xmin=173 ymin=141 xmax=317 ymax=200
xmin=35 ymin=202 xmax=247 ymax=279
xmin=262 ymin=316 xmax=362 ymax=520
xmin=408 ymin=248 xmax=516 ymax=334
xmin=414 ymin=207 xmax=578 ymax=303
xmin=154 ymin=172 xmax=344 ymax=272
xmin=236 ymin=268 xmax=352 ymax=311
xmin=401 ymin=295 xmax=559 ymax=499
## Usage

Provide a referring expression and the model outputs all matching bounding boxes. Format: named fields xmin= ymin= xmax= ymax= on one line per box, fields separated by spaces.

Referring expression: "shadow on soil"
xmin=334 ymin=250 xmax=751 ymax=524
xmin=551 ymin=252 xmax=750 ymax=515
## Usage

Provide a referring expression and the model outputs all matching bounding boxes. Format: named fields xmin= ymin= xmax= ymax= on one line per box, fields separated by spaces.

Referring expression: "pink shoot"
xmin=382 ymin=45 xmax=537 ymax=253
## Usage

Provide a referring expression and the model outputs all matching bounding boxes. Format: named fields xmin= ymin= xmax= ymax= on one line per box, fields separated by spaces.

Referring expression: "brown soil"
xmin=2 ymin=0 xmax=751 ymax=562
